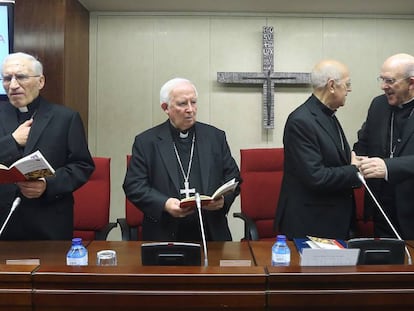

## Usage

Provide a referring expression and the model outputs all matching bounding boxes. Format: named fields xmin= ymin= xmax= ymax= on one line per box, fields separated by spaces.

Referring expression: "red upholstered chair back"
xmin=235 ymin=148 xmax=284 ymax=241
xmin=73 ymin=157 xmax=116 ymax=240
xmin=117 ymin=155 xmax=144 ymax=241
xmin=354 ymin=186 xmax=374 ymax=237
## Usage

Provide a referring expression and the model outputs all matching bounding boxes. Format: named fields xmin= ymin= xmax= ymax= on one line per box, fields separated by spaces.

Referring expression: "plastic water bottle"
xmin=271 ymin=234 xmax=291 ymax=266
xmin=66 ymin=237 xmax=88 ymax=266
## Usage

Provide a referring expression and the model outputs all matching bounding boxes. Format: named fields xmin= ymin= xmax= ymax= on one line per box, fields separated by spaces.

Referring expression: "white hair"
xmin=311 ymin=63 xmax=343 ymax=89
xmin=159 ymin=77 xmax=198 ymax=106
xmin=1 ymin=52 xmax=43 ymax=75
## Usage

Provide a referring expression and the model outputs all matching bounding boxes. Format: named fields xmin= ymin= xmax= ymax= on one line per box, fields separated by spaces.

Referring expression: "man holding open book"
xmin=0 ymin=52 xmax=94 ymax=240
xmin=123 ymin=78 xmax=241 ymax=242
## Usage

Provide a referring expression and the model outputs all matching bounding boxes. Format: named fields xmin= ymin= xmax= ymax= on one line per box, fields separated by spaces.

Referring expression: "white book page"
xmin=12 ymin=150 xmax=55 ymax=175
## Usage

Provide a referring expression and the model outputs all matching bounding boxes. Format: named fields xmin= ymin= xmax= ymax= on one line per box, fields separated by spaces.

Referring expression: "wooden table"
xmin=1 ymin=240 xmax=414 ymax=310
xmin=0 ymin=265 xmax=33 ymax=311
xmin=250 ymin=241 xmax=414 ymax=311
xmin=0 ymin=241 xmax=75 ymax=311
xmin=32 ymin=241 xmax=267 ymax=311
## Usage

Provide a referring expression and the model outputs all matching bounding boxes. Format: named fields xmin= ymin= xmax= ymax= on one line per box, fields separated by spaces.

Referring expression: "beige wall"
xmin=88 ymin=13 xmax=414 ymax=241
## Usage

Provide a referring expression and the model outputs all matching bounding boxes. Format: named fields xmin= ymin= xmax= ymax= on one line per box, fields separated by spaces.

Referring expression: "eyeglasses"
xmin=377 ymin=76 xmax=408 ymax=86
xmin=335 ymin=79 xmax=352 ymax=90
xmin=1 ymin=74 xmax=41 ymax=84
xmin=344 ymin=81 xmax=352 ymax=89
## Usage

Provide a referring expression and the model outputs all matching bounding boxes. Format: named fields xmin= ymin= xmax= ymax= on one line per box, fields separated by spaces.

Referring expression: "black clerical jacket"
xmin=354 ymin=94 xmax=414 ymax=239
xmin=275 ymin=95 xmax=360 ymax=240
xmin=0 ymin=96 xmax=94 ymax=240
xmin=123 ymin=120 xmax=241 ymax=242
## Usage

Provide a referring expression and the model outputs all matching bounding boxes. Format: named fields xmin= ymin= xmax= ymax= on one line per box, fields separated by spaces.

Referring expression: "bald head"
xmin=381 ymin=53 xmax=414 ymax=78
xmin=311 ymin=59 xmax=350 ymax=89
xmin=311 ymin=59 xmax=351 ymax=110
xmin=380 ymin=53 xmax=414 ymax=106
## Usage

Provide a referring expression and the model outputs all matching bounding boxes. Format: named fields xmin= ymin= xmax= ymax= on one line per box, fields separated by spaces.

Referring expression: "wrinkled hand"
xmin=12 ymin=119 xmax=33 ymax=146
xmin=164 ymin=197 xmax=195 ymax=218
xmin=360 ymin=157 xmax=386 ymax=179
xmin=351 ymin=151 xmax=367 ymax=168
xmin=16 ymin=179 xmax=46 ymax=199
xmin=202 ymin=196 xmax=224 ymax=211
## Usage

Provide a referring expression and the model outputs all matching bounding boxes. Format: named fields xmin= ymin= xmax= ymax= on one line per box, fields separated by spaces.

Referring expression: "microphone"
xmin=0 ymin=197 xmax=21 ymax=237
xmin=195 ymin=192 xmax=208 ymax=266
xmin=357 ymin=172 xmax=412 ymax=264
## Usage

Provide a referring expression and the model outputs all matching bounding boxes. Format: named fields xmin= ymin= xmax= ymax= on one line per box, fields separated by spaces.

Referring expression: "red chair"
xmin=73 ymin=157 xmax=117 ymax=240
xmin=354 ymin=186 xmax=374 ymax=237
xmin=117 ymin=155 xmax=144 ymax=241
xmin=234 ymin=148 xmax=284 ymax=241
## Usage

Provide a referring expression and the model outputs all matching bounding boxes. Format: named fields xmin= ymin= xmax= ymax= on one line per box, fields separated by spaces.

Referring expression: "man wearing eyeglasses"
xmin=354 ymin=53 xmax=414 ymax=239
xmin=274 ymin=59 xmax=361 ymax=241
xmin=0 ymin=52 xmax=94 ymax=240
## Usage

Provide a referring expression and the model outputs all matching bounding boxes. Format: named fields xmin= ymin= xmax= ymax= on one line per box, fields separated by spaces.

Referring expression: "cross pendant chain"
xmin=173 ymin=134 xmax=196 ymax=198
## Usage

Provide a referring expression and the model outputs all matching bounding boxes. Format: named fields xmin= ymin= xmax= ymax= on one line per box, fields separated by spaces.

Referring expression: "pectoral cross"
xmin=180 ymin=181 xmax=196 ymax=198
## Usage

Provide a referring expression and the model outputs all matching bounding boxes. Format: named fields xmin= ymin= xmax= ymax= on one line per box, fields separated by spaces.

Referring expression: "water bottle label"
xmin=272 ymin=252 xmax=290 ymax=266
xmin=66 ymin=256 xmax=88 ymax=266
xmin=66 ymin=246 xmax=88 ymax=266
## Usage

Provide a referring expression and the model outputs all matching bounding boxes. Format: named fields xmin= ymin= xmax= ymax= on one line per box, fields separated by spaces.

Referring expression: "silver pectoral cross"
xmin=180 ymin=181 xmax=196 ymax=198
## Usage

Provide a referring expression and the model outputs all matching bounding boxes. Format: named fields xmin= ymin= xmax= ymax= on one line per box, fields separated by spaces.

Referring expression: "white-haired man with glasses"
xmin=354 ymin=53 xmax=414 ymax=239
xmin=0 ymin=52 xmax=94 ymax=240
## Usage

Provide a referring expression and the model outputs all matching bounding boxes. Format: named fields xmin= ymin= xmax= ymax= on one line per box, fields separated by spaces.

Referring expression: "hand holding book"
xmin=180 ymin=178 xmax=239 ymax=209
xmin=0 ymin=150 xmax=55 ymax=184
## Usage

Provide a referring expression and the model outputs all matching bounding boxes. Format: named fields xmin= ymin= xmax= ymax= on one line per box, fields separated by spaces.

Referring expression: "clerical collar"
xmin=389 ymin=99 xmax=414 ymax=116
xmin=389 ymin=97 xmax=414 ymax=112
xmin=315 ymin=97 xmax=336 ymax=117
xmin=169 ymin=122 xmax=194 ymax=140
xmin=15 ymin=96 xmax=41 ymax=115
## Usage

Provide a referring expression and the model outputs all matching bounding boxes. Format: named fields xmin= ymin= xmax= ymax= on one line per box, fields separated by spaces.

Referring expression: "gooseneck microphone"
xmin=0 ymin=197 xmax=21 ymax=237
xmin=357 ymin=172 xmax=412 ymax=264
xmin=195 ymin=192 xmax=208 ymax=266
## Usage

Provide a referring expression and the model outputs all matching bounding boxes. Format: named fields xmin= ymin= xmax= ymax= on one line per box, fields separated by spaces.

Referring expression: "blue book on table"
xmin=294 ymin=238 xmax=347 ymax=254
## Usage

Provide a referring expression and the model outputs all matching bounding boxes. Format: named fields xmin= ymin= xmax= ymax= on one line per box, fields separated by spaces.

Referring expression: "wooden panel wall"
xmin=13 ymin=0 xmax=89 ymax=131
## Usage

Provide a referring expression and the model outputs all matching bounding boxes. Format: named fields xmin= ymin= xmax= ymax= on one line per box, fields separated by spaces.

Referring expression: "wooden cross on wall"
xmin=217 ymin=26 xmax=311 ymax=129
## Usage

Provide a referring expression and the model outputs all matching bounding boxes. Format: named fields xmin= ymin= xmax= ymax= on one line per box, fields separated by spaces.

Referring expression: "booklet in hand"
xmin=180 ymin=178 xmax=239 ymax=209
xmin=0 ymin=150 xmax=55 ymax=184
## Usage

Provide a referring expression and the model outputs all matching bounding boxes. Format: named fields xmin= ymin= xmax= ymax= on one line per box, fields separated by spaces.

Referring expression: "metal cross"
xmin=217 ymin=26 xmax=311 ymax=129
xmin=180 ymin=181 xmax=196 ymax=198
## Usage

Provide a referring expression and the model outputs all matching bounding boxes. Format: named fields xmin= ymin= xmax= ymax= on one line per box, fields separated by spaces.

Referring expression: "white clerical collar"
xmin=398 ymin=96 xmax=414 ymax=108
xmin=18 ymin=106 xmax=29 ymax=112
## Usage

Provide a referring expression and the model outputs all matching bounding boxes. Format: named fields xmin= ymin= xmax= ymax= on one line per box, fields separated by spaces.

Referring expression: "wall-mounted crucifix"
xmin=217 ymin=26 xmax=311 ymax=129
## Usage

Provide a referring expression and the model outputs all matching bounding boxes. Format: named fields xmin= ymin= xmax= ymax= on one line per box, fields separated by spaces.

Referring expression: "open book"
xmin=180 ymin=178 xmax=239 ymax=209
xmin=0 ymin=150 xmax=55 ymax=184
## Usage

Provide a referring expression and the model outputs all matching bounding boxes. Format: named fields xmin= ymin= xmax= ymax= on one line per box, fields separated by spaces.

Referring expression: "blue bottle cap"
xmin=276 ymin=234 xmax=287 ymax=241
xmin=72 ymin=237 xmax=83 ymax=245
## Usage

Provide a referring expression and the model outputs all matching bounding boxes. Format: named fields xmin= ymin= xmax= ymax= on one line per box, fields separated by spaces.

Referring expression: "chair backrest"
xmin=124 ymin=155 xmax=144 ymax=240
xmin=73 ymin=157 xmax=115 ymax=240
xmin=354 ymin=186 xmax=374 ymax=237
xmin=239 ymin=148 xmax=284 ymax=240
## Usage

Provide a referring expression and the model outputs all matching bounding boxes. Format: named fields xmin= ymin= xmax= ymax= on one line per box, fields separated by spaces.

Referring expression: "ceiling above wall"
xmin=78 ymin=0 xmax=414 ymax=15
